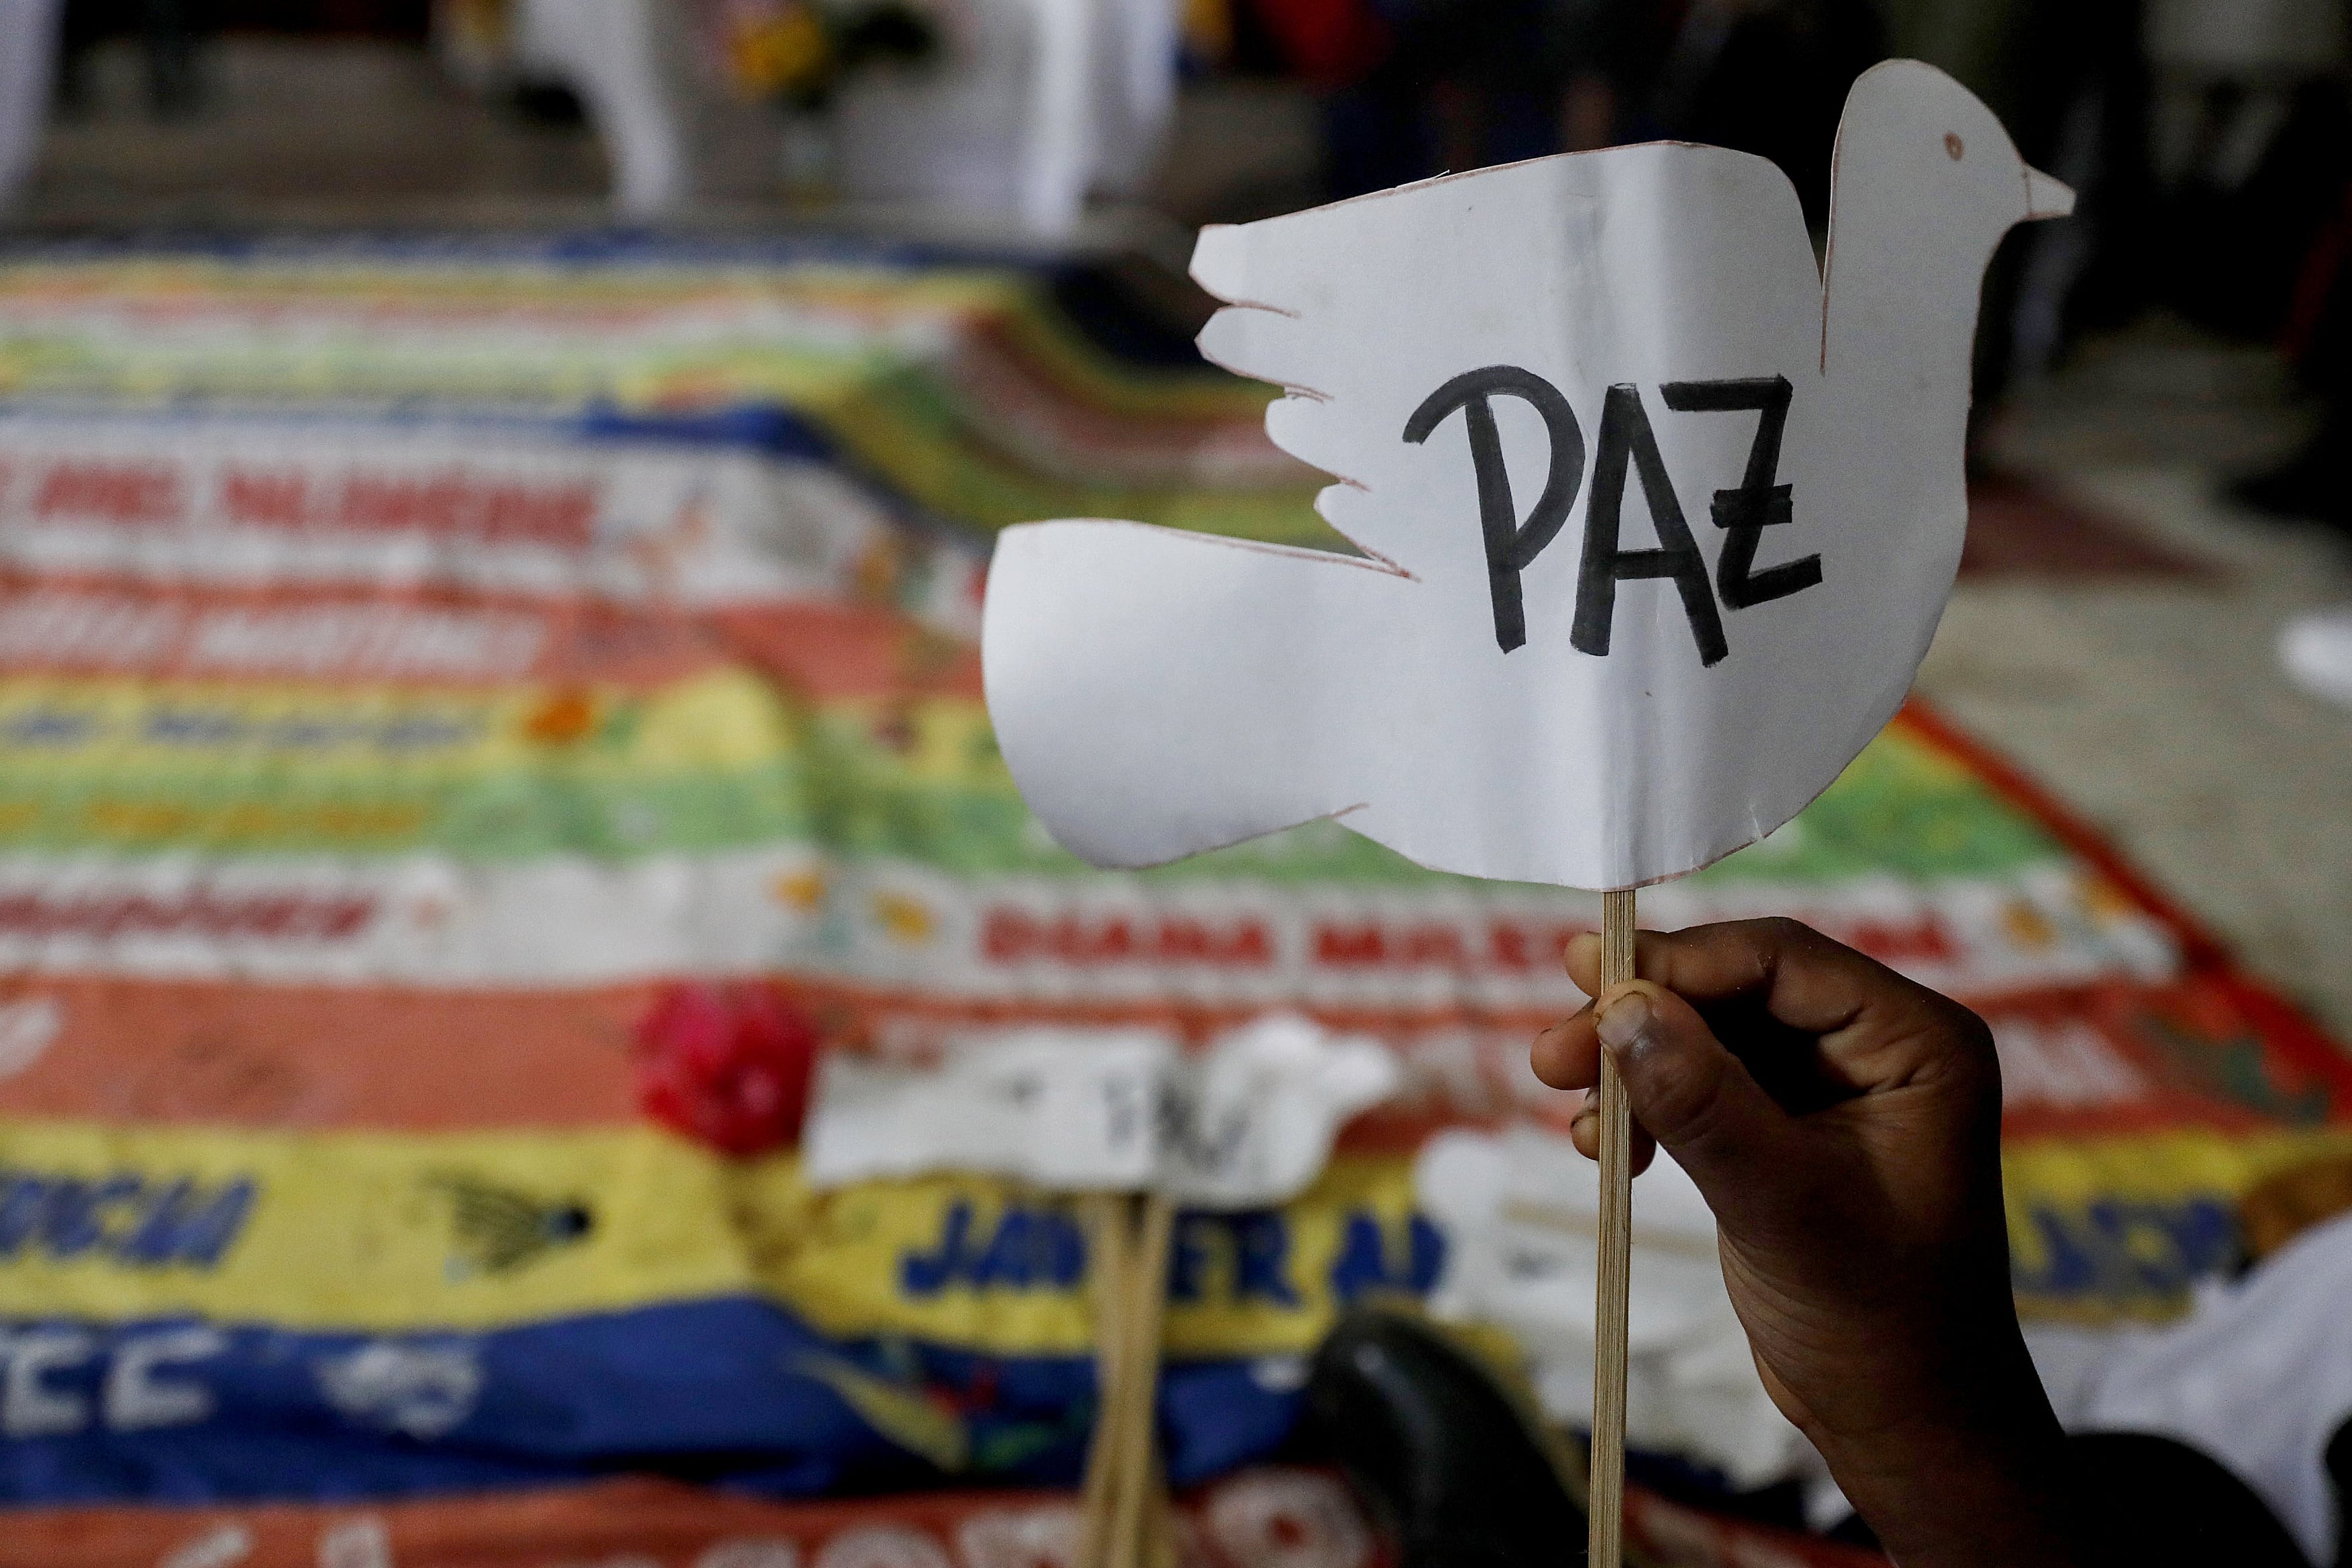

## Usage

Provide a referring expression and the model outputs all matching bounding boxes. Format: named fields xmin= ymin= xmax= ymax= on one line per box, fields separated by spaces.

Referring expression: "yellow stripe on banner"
xmin=0 ymin=1118 xmax=1434 ymax=1353
xmin=2005 ymin=1126 xmax=2352 ymax=1215
xmin=0 ymin=669 xmax=798 ymax=781
xmin=743 ymin=1155 xmax=1425 ymax=1359
xmin=2005 ymin=1126 xmax=2352 ymax=1322
xmin=10 ymin=1114 xmax=2340 ymax=1342
xmin=0 ymin=1121 xmax=755 ymax=1331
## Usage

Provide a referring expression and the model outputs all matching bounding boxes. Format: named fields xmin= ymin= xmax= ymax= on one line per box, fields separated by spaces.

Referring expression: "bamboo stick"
xmin=1107 ymin=1191 xmax=1177 ymax=1568
xmin=1588 ymin=888 xmax=1637 ymax=1568
xmin=1079 ymin=1194 xmax=1136 ymax=1568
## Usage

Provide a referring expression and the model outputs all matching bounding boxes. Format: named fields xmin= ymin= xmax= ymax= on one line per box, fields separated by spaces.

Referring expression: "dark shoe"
xmin=2069 ymin=1431 xmax=2311 ymax=1568
xmin=1302 ymin=1309 xmax=1586 ymax=1568
xmin=2226 ymin=411 xmax=2352 ymax=531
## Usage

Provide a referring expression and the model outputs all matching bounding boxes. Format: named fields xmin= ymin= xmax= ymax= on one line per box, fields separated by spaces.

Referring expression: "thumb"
xmin=1595 ymin=981 xmax=1794 ymax=1226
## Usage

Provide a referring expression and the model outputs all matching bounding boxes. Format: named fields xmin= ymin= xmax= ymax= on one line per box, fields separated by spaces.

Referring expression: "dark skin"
xmin=1531 ymin=918 xmax=2083 ymax=1568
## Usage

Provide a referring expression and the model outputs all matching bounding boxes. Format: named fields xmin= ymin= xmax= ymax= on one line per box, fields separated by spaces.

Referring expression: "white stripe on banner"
xmin=0 ymin=850 xmax=2175 ymax=1000
xmin=0 ymin=413 xmax=981 ymax=633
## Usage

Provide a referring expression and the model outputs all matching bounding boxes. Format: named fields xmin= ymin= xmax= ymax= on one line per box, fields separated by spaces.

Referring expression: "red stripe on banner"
xmin=1891 ymin=701 xmax=2227 ymax=972
xmin=0 ymin=1469 xmax=1400 ymax=1568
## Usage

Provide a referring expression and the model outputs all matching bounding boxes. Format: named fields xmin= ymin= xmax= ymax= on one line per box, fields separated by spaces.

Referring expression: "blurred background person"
xmin=0 ymin=0 xmax=62 ymax=212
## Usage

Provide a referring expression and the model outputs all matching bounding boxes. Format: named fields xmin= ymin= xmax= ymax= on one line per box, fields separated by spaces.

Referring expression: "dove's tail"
xmin=981 ymin=520 xmax=1407 ymax=871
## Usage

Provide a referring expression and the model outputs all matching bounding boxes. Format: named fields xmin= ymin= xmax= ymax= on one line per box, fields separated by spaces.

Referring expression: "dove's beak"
xmin=2025 ymin=166 xmax=2076 ymax=221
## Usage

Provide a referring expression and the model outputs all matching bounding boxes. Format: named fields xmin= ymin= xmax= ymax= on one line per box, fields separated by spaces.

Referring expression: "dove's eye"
xmin=1945 ymin=133 xmax=1965 ymax=160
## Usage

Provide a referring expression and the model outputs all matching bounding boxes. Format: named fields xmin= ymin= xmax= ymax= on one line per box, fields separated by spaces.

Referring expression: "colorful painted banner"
xmin=0 ymin=244 xmax=2343 ymax=1565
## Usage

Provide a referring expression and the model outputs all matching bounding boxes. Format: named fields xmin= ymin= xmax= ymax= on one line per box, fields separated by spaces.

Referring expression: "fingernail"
xmin=1596 ymin=993 xmax=1655 ymax=1057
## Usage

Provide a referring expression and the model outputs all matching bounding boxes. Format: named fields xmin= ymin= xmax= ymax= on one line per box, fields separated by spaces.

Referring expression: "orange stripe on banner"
xmin=712 ymin=601 xmax=985 ymax=703
xmin=0 ymin=972 xmax=1575 ymax=1142
xmin=3 ymin=966 xmax=2332 ymax=1151
xmin=0 ymin=976 xmax=653 ymax=1130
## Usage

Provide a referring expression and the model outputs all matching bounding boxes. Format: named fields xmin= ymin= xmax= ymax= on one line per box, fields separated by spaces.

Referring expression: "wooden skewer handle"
xmin=1079 ymin=1194 xmax=1137 ymax=1568
xmin=1109 ymin=1192 xmax=1178 ymax=1568
xmin=1588 ymin=888 xmax=1637 ymax=1568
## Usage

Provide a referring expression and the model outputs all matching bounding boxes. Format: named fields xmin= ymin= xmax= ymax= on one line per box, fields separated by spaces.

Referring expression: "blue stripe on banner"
xmin=0 ymin=1299 xmax=1302 ymax=1507
xmin=574 ymin=403 xmax=842 ymax=463
xmin=0 ymin=232 xmax=1032 ymax=272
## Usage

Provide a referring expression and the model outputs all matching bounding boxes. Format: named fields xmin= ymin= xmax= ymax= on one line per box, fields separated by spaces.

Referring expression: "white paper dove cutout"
xmin=982 ymin=61 xmax=2073 ymax=891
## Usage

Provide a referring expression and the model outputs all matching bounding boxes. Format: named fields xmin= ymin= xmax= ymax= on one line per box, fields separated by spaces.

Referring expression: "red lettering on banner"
xmin=213 ymin=467 xmax=599 ymax=547
xmin=980 ymin=908 xmax=1274 ymax=968
xmin=1227 ymin=923 xmax=1273 ymax=965
xmin=1314 ymin=917 xmax=1583 ymax=974
xmin=1314 ymin=924 xmax=1386 ymax=965
xmin=1399 ymin=926 xmax=1469 ymax=967
xmin=1077 ymin=916 xmax=1136 ymax=963
xmin=0 ymin=889 xmax=376 ymax=942
xmin=984 ymin=909 xmax=1573 ymax=974
xmin=1487 ymin=922 xmax=1534 ymax=971
xmin=339 ymin=475 xmax=467 ymax=536
xmin=335 ymin=473 xmax=597 ymax=547
xmin=982 ymin=908 xmax=1033 ymax=963
xmin=32 ymin=463 xmax=184 ymax=526
xmin=219 ymin=469 xmax=312 ymax=528
xmin=477 ymin=481 xmax=597 ymax=545
xmin=1155 ymin=919 xmax=1213 ymax=962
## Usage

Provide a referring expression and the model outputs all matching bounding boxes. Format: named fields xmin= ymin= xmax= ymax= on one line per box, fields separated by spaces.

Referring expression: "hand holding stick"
xmin=1536 ymin=918 xmax=2084 ymax=1568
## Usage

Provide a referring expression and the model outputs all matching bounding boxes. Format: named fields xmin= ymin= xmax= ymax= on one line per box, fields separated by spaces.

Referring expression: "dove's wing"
xmin=1186 ymin=151 xmax=1817 ymax=584
xmin=982 ymin=521 xmax=1413 ymax=869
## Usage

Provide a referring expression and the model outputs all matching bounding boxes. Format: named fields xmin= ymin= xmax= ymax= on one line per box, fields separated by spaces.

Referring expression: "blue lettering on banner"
xmin=1167 ymin=1211 xmax=1300 ymax=1308
xmin=0 ymin=1169 xmax=259 ymax=1270
xmin=1328 ymin=1211 xmax=1446 ymax=1305
xmin=900 ymin=1200 xmax=1087 ymax=1296
xmin=2011 ymin=1197 xmax=2239 ymax=1303
xmin=899 ymin=1202 xmax=1446 ymax=1311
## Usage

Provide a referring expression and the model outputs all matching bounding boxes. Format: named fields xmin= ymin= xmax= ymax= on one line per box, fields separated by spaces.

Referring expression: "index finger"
xmin=1564 ymin=917 xmax=1980 ymax=1058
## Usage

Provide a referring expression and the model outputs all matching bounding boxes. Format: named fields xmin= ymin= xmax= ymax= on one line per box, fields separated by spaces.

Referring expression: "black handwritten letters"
xmin=1576 ymin=384 xmax=1727 ymax=666
xmin=1404 ymin=366 xmax=1817 ymax=664
xmin=1660 ymin=375 xmax=1820 ymax=611
xmin=1403 ymin=366 xmax=1585 ymax=654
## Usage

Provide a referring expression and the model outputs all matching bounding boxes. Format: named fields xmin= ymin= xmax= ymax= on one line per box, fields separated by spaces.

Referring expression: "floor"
xmin=13 ymin=38 xmax=2352 ymax=1035
xmin=1949 ymin=351 xmax=2352 ymax=1033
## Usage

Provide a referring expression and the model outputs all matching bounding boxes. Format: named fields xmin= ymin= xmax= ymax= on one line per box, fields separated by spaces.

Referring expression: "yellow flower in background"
xmin=773 ymin=868 xmax=829 ymax=912
xmin=870 ymin=891 xmax=935 ymax=945
xmin=522 ymin=689 xmax=599 ymax=747
xmin=728 ymin=3 xmax=834 ymax=100
xmin=2001 ymin=897 xmax=2059 ymax=951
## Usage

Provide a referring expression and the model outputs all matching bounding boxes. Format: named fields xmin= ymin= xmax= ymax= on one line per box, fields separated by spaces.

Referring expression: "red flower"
xmin=634 ymin=982 xmax=821 ymax=1157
